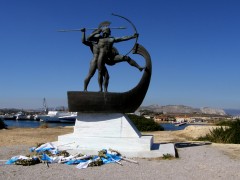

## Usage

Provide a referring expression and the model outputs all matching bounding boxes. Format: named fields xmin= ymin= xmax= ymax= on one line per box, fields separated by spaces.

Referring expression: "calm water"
xmin=160 ymin=123 xmax=193 ymax=131
xmin=4 ymin=120 xmax=74 ymax=128
xmin=4 ymin=119 xmax=209 ymax=131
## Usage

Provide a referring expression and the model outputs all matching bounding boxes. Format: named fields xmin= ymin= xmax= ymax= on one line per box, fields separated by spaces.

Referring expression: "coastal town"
xmin=1 ymin=104 xmax=239 ymax=124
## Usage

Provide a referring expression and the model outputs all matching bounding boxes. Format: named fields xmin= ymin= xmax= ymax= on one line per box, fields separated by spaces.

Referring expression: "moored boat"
xmin=14 ymin=112 xmax=28 ymax=120
xmin=175 ymin=122 xmax=187 ymax=126
xmin=39 ymin=111 xmax=76 ymax=123
xmin=58 ymin=115 xmax=77 ymax=123
xmin=2 ymin=114 xmax=15 ymax=120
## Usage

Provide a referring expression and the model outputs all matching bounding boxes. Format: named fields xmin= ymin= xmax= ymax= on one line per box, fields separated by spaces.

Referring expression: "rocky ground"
xmin=0 ymin=126 xmax=240 ymax=179
xmin=1 ymin=125 xmax=239 ymax=158
xmin=0 ymin=126 xmax=73 ymax=147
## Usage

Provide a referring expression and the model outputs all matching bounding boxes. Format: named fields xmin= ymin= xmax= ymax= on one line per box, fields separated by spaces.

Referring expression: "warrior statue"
xmin=82 ymin=21 xmax=144 ymax=92
xmin=67 ymin=14 xmax=152 ymax=113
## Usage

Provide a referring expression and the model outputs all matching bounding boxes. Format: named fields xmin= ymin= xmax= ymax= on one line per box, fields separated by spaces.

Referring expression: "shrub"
xmin=39 ymin=123 xmax=49 ymax=128
xmin=215 ymin=120 xmax=233 ymax=126
xmin=162 ymin=153 xmax=174 ymax=160
xmin=126 ymin=114 xmax=164 ymax=131
xmin=0 ymin=118 xmax=8 ymax=129
xmin=197 ymin=119 xmax=240 ymax=144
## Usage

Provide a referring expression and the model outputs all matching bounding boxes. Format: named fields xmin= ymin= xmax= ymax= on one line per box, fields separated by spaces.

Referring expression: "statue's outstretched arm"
xmin=114 ymin=33 xmax=138 ymax=43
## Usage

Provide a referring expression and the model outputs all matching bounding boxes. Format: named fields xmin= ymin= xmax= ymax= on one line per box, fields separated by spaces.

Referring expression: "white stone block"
xmin=73 ymin=113 xmax=141 ymax=138
xmin=54 ymin=113 xmax=176 ymax=157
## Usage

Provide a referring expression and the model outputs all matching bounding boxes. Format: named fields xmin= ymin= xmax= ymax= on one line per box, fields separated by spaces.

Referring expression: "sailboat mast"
xmin=43 ymin=98 xmax=48 ymax=114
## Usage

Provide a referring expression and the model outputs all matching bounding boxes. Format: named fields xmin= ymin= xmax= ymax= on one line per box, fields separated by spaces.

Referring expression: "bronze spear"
xmin=57 ymin=27 xmax=126 ymax=32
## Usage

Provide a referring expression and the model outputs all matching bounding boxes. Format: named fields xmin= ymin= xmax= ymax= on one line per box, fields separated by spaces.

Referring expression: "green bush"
xmin=0 ymin=118 xmax=8 ymax=129
xmin=39 ymin=123 xmax=49 ymax=128
xmin=198 ymin=119 xmax=240 ymax=144
xmin=215 ymin=120 xmax=233 ymax=126
xmin=126 ymin=114 xmax=164 ymax=131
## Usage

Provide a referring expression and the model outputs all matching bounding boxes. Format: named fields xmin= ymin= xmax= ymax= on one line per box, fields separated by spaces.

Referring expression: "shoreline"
xmin=158 ymin=121 xmax=215 ymax=125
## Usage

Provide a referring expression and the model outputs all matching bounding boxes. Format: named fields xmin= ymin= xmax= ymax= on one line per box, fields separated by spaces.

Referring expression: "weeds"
xmin=162 ymin=153 xmax=174 ymax=160
xmin=39 ymin=123 xmax=49 ymax=129
xmin=127 ymin=114 xmax=164 ymax=131
xmin=0 ymin=118 xmax=7 ymax=129
xmin=197 ymin=119 xmax=240 ymax=144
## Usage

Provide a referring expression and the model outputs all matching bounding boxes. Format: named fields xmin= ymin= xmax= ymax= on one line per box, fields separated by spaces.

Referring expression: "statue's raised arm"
xmin=113 ymin=33 xmax=138 ymax=43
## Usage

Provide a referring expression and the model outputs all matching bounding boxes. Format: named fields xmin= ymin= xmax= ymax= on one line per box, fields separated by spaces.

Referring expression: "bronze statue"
xmin=67 ymin=14 xmax=152 ymax=113
xmin=82 ymin=21 xmax=144 ymax=92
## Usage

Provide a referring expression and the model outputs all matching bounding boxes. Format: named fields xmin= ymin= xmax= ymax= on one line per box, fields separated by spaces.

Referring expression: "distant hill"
xmin=200 ymin=107 xmax=226 ymax=116
xmin=139 ymin=105 xmax=227 ymax=116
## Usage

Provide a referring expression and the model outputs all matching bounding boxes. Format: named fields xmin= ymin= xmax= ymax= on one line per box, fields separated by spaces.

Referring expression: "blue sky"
xmin=0 ymin=0 xmax=240 ymax=109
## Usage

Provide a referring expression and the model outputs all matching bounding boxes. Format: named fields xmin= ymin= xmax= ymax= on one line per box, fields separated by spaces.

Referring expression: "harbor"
xmin=4 ymin=119 xmax=75 ymax=128
xmin=3 ymin=118 xmax=211 ymax=131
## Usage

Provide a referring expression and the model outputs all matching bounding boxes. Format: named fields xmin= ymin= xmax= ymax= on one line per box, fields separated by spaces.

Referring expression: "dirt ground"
xmin=1 ymin=125 xmax=240 ymax=159
xmin=0 ymin=126 xmax=73 ymax=147
xmin=142 ymin=125 xmax=221 ymax=143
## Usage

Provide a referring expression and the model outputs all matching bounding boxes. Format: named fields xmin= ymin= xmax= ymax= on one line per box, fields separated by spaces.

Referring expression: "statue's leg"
xmin=125 ymin=56 xmax=145 ymax=71
xmin=98 ymin=72 xmax=103 ymax=92
xmin=114 ymin=55 xmax=144 ymax=71
xmin=84 ymin=60 xmax=97 ymax=91
xmin=103 ymin=66 xmax=109 ymax=92
xmin=97 ymin=56 xmax=104 ymax=92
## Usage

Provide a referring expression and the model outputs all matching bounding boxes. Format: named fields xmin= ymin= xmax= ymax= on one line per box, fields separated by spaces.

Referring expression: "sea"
xmin=4 ymin=120 xmax=74 ymax=128
xmin=3 ymin=120 xmax=210 ymax=131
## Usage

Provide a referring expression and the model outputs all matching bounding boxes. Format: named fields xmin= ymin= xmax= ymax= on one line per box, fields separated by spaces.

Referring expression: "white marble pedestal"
xmin=55 ymin=113 xmax=175 ymax=158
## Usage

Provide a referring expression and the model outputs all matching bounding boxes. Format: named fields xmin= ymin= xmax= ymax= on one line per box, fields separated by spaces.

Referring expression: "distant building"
xmin=233 ymin=116 xmax=240 ymax=119
xmin=143 ymin=115 xmax=153 ymax=119
xmin=153 ymin=115 xmax=175 ymax=122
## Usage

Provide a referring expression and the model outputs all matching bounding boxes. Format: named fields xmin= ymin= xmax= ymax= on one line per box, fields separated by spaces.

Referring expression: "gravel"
xmin=1 ymin=143 xmax=240 ymax=180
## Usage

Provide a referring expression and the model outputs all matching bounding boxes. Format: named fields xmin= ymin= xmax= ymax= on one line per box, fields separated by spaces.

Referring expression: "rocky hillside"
xmin=200 ymin=107 xmax=226 ymax=116
xmin=139 ymin=104 xmax=227 ymax=115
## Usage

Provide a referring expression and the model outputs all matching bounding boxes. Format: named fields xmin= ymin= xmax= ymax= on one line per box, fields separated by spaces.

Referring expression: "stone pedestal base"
xmin=54 ymin=113 xmax=176 ymax=158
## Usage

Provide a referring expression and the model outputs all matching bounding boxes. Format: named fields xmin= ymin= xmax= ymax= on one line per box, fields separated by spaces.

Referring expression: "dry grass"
xmin=1 ymin=126 xmax=240 ymax=159
xmin=0 ymin=127 xmax=73 ymax=146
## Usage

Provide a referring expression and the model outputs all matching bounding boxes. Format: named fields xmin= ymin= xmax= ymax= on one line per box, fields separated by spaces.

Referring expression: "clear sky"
xmin=1 ymin=0 xmax=240 ymax=109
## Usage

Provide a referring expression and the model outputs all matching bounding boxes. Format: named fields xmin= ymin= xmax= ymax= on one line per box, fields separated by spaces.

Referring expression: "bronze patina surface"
xmin=68 ymin=43 xmax=152 ymax=113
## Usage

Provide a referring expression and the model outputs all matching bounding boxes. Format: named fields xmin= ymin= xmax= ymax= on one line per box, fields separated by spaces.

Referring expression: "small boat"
xmin=59 ymin=116 xmax=76 ymax=123
xmin=3 ymin=114 xmax=15 ymax=120
xmin=58 ymin=112 xmax=77 ymax=123
xmin=175 ymin=122 xmax=187 ymax=126
xmin=172 ymin=121 xmax=180 ymax=124
xmin=14 ymin=112 xmax=28 ymax=120
xmin=39 ymin=111 xmax=76 ymax=123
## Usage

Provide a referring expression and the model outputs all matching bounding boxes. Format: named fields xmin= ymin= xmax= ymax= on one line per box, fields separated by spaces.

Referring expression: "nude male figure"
xmin=88 ymin=27 xmax=144 ymax=92
xmin=81 ymin=28 xmax=109 ymax=92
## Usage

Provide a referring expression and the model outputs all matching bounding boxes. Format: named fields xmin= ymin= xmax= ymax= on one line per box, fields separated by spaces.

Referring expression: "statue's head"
xmin=98 ymin=21 xmax=111 ymax=37
xmin=102 ymin=27 xmax=111 ymax=37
